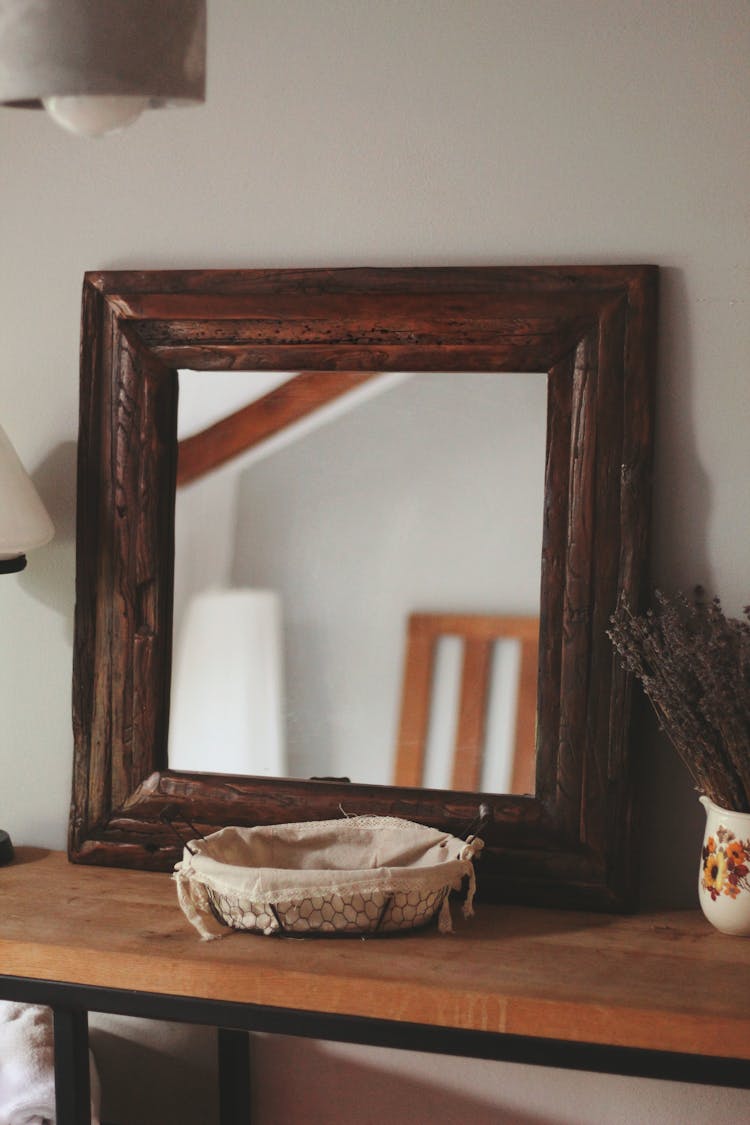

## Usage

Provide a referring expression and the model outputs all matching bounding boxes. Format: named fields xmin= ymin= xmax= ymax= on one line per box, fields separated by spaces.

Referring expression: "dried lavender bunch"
xmin=608 ymin=589 xmax=750 ymax=813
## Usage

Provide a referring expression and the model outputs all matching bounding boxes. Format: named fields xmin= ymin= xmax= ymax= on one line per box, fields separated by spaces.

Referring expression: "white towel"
xmin=0 ymin=1003 xmax=101 ymax=1125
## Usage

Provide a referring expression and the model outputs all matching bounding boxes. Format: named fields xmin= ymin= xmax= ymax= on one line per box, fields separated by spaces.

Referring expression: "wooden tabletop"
xmin=1 ymin=849 xmax=748 ymax=1060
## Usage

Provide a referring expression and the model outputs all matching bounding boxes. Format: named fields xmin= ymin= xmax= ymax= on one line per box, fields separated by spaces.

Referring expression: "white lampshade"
xmin=0 ymin=0 xmax=206 ymax=136
xmin=169 ymin=590 xmax=286 ymax=777
xmin=0 ymin=425 xmax=54 ymax=571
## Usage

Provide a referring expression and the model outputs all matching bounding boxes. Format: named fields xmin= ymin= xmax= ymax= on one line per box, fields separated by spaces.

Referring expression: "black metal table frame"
xmin=0 ymin=976 xmax=748 ymax=1125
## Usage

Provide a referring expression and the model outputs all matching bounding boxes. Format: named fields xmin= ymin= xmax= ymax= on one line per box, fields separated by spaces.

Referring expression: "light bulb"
xmin=43 ymin=95 xmax=149 ymax=137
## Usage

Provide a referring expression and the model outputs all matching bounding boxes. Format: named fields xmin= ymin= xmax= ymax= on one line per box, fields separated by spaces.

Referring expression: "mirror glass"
xmin=169 ymin=370 xmax=547 ymax=793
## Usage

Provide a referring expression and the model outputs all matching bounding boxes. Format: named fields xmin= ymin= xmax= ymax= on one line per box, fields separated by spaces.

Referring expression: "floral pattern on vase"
xmin=698 ymin=796 xmax=750 ymax=936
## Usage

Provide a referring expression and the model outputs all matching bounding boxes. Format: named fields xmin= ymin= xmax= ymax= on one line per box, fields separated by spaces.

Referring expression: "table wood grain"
xmin=1 ymin=850 xmax=747 ymax=1060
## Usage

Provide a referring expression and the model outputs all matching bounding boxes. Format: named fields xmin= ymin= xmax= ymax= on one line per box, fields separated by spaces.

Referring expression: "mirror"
xmin=70 ymin=266 xmax=657 ymax=911
xmin=170 ymin=370 xmax=547 ymax=793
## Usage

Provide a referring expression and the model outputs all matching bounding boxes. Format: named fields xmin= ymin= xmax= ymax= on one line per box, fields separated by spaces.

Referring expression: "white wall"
xmin=1 ymin=2 xmax=748 ymax=1122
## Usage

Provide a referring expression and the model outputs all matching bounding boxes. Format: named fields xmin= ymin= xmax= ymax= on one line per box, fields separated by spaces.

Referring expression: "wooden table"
xmin=1 ymin=849 xmax=748 ymax=1124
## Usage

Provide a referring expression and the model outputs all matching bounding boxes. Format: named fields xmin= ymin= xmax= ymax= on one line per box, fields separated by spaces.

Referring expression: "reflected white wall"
xmin=173 ymin=372 xmax=546 ymax=785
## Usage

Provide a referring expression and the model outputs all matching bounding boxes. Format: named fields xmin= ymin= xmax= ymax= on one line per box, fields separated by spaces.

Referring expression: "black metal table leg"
xmin=218 ymin=1027 xmax=251 ymax=1124
xmin=53 ymin=1006 xmax=91 ymax=1125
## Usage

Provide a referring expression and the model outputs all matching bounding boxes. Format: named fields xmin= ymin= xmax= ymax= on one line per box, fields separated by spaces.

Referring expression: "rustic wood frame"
xmin=70 ymin=266 xmax=657 ymax=910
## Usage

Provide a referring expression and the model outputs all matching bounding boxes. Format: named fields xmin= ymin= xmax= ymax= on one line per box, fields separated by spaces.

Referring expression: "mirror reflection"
xmin=169 ymin=370 xmax=546 ymax=793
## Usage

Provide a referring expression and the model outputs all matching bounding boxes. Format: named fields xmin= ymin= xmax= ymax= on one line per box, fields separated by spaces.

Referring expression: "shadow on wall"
xmin=18 ymin=440 xmax=77 ymax=643
xmin=651 ymin=266 xmax=712 ymax=592
xmin=636 ymin=708 xmax=706 ymax=910
xmin=637 ymin=266 xmax=712 ymax=911
xmin=89 ymin=1019 xmax=218 ymax=1125
xmin=251 ymin=1036 xmax=557 ymax=1125
xmin=250 ymin=1035 xmax=750 ymax=1125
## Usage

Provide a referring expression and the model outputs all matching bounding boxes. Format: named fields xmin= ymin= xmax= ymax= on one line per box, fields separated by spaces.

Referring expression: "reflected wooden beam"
xmin=177 ymin=370 xmax=381 ymax=486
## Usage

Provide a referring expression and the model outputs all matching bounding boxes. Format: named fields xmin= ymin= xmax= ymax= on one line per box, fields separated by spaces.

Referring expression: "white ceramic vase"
xmin=698 ymin=795 xmax=750 ymax=937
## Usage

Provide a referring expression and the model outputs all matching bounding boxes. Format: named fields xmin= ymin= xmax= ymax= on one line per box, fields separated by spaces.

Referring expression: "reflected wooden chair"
xmin=393 ymin=613 xmax=539 ymax=794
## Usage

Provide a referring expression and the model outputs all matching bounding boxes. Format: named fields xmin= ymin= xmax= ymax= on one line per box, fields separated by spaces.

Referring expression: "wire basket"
xmin=172 ymin=815 xmax=484 ymax=941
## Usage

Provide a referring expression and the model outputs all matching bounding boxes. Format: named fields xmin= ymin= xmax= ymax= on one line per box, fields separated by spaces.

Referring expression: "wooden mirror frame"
xmin=70 ymin=266 xmax=657 ymax=910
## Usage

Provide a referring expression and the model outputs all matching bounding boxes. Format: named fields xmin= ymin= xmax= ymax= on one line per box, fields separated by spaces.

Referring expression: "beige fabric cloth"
xmin=174 ymin=815 xmax=483 ymax=940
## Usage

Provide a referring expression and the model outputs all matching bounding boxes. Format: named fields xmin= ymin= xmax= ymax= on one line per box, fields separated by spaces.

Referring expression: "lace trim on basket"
xmin=174 ymin=861 xmax=472 ymax=907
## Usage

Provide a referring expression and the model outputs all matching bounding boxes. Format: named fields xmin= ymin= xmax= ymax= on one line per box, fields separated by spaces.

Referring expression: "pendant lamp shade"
xmin=0 ymin=425 xmax=54 ymax=571
xmin=0 ymin=0 xmax=205 ymax=135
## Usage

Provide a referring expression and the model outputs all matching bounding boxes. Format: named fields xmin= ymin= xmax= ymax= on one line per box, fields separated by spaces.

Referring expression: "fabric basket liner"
xmin=174 ymin=815 xmax=483 ymax=940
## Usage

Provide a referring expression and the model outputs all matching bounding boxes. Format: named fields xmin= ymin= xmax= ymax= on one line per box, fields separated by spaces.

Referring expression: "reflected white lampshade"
xmin=0 ymin=0 xmax=206 ymax=136
xmin=169 ymin=589 xmax=286 ymax=777
xmin=0 ymin=426 xmax=54 ymax=572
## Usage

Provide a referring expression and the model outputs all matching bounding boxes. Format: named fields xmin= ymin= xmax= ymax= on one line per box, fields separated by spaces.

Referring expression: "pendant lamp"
xmin=0 ymin=0 xmax=206 ymax=137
